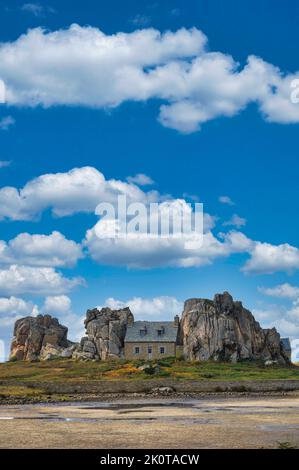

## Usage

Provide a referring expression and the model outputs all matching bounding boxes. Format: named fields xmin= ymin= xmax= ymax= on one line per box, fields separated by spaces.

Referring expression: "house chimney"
xmin=174 ymin=315 xmax=180 ymax=326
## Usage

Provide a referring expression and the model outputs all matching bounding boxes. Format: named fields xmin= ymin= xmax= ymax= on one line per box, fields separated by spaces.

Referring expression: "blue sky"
xmin=1 ymin=0 xmax=299 ymax=360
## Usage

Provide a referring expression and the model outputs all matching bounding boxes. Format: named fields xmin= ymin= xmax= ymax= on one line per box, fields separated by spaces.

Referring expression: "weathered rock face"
xmin=39 ymin=343 xmax=77 ymax=361
xmin=81 ymin=307 xmax=134 ymax=360
xmin=10 ymin=315 xmax=70 ymax=361
xmin=181 ymin=292 xmax=290 ymax=364
xmin=9 ymin=292 xmax=291 ymax=364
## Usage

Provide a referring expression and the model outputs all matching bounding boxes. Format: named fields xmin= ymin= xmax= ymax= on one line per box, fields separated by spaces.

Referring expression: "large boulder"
xmin=181 ymin=292 xmax=290 ymax=364
xmin=81 ymin=306 xmax=134 ymax=360
xmin=39 ymin=343 xmax=77 ymax=361
xmin=10 ymin=314 xmax=70 ymax=361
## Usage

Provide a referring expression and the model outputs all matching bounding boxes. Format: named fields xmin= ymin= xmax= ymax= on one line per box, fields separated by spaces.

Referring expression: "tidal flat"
xmin=0 ymin=395 xmax=299 ymax=449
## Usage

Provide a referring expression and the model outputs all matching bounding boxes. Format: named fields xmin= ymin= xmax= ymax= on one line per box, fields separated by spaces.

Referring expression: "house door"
xmin=148 ymin=345 xmax=153 ymax=360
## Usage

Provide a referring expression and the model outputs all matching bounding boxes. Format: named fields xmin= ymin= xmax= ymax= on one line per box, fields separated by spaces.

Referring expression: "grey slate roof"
xmin=281 ymin=337 xmax=291 ymax=351
xmin=125 ymin=321 xmax=178 ymax=343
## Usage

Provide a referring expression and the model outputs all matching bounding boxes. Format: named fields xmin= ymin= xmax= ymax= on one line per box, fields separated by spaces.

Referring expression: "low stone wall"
xmin=3 ymin=379 xmax=299 ymax=395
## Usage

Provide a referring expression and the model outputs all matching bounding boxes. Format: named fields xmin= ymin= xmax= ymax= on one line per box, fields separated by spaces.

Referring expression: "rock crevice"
xmin=80 ymin=306 xmax=134 ymax=360
xmin=9 ymin=292 xmax=291 ymax=363
xmin=9 ymin=314 xmax=71 ymax=361
xmin=181 ymin=292 xmax=289 ymax=364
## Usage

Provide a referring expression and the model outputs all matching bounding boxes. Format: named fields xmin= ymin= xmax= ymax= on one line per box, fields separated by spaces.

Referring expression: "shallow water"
xmin=79 ymin=400 xmax=193 ymax=410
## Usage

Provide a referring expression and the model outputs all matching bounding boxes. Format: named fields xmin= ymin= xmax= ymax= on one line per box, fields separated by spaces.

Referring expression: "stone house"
xmin=124 ymin=316 xmax=181 ymax=360
xmin=9 ymin=292 xmax=292 ymax=363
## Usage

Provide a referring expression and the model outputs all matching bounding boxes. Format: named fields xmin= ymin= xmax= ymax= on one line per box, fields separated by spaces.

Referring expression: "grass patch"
xmin=0 ymin=385 xmax=45 ymax=398
xmin=0 ymin=358 xmax=298 ymax=399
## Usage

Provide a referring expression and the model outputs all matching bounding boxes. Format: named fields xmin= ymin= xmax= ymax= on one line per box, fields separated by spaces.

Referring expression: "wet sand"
xmin=0 ymin=396 xmax=299 ymax=449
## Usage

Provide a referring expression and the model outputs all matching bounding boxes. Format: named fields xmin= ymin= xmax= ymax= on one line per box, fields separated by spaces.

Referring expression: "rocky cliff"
xmin=9 ymin=292 xmax=291 ymax=364
xmin=181 ymin=292 xmax=289 ymax=364
xmin=9 ymin=306 xmax=134 ymax=361
xmin=79 ymin=306 xmax=134 ymax=360
xmin=9 ymin=314 xmax=72 ymax=361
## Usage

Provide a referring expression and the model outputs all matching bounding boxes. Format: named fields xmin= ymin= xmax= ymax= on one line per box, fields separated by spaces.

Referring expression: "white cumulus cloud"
xmin=223 ymin=214 xmax=247 ymax=228
xmin=43 ymin=295 xmax=72 ymax=314
xmin=0 ymin=166 xmax=157 ymax=221
xmin=84 ymin=224 xmax=248 ymax=269
xmin=126 ymin=173 xmax=154 ymax=186
xmin=0 ymin=25 xmax=298 ymax=132
xmin=243 ymin=242 xmax=299 ymax=274
xmin=0 ymin=231 xmax=83 ymax=267
xmin=0 ymin=265 xmax=84 ymax=296
xmin=258 ymin=283 xmax=299 ymax=300
xmin=104 ymin=296 xmax=183 ymax=320
xmin=0 ymin=296 xmax=39 ymax=327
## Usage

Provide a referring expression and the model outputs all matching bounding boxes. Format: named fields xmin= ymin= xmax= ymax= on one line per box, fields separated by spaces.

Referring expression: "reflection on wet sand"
xmin=0 ymin=396 xmax=299 ymax=448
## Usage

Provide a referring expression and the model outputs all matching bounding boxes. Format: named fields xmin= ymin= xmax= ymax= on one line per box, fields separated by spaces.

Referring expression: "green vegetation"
xmin=0 ymin=356 xmax=298 ymax=382
xmin=0 ymin=358 xmax=298 ymax=402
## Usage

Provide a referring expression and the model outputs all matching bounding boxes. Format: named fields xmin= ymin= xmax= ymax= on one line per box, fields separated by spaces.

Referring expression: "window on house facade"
xmin=157 ymin=326 xmax=165 ymax=336
xmin=160 ymin=347 xmax=165 ymax=354
xmin=134 ymin=346 xmax=140 ymax=355
xmin=148 ymin=346 xmax=152 ymax=354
